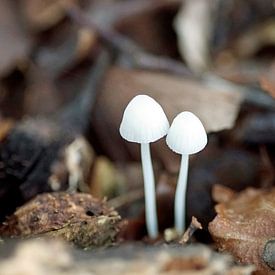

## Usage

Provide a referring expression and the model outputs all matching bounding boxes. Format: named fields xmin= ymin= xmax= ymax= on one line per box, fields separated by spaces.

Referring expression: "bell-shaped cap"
xmin=119 ymin=95 xmax=169 ymax=143
xmin=166 ymin=111 xmax=207 ymax=155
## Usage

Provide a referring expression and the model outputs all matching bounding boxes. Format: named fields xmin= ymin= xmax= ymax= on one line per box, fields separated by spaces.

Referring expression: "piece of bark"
xmin=0 ymin=239 xmax=254 ymax=275
xmin=0 ymin=192 xmax=121 ymax=248
xmin=209 ymin=187 xmax=275 ymax=273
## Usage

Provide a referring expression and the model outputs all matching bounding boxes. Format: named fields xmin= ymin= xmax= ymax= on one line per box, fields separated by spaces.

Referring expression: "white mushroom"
xmin=120 ymin=95 xmax=169 ymax=238
xmin=166 ymin=111 xmax=207 ymax=234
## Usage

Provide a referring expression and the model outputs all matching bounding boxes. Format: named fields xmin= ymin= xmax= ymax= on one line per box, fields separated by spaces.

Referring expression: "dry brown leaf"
xmin=92 ymin=67 xmax=243 ymax=169
xmin=212 ymin=184 xmax=236 ymax=204
xmin=99 ymin=67 xmax=242 ymax=133
xmin=209 ymin=188 xmax=275 ymax=273
xmin=0 ymin=0 xmax=31 ymax=75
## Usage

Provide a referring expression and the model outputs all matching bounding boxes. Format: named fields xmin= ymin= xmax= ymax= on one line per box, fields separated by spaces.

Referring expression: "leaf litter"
xmin=0 ymin=0 xmax=275 ymax=274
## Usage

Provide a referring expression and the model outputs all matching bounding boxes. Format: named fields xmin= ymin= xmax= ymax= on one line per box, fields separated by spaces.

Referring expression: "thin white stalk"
xmin=175 ymin=154 xmax=189 ymax=234
xmin=140 ymin=143 xmax=158 ymax=238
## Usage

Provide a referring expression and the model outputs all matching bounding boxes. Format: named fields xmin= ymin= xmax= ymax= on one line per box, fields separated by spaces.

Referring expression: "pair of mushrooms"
xmin=119 ymin=95 xmax=207 ymax=239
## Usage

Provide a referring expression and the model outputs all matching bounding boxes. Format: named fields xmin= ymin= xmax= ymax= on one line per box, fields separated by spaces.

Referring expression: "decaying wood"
xmin=0 ymin=239 xmax=254 ymax=275
xmin=0 ymin=192 xmax=121 ymax=248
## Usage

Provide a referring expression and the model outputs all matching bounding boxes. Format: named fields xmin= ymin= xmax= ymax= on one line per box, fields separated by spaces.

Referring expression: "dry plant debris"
xmin=0 ymin=192 xmax=121 ymax=248
xmin=209 ymin=188 xmax=275 ymax=273
xmin=1 ymin=0 xmax=275 ymax=273
xmin=0 ymin=239 xmax=254 ymax=275
xmin=180 ymin=216 xmax=203 ymax=244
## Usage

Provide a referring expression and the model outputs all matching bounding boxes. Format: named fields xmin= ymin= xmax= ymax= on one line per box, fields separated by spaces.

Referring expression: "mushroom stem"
xmin=175 ymin=154 xmax=189 ymax=234
xmin=140 ymin=142 xmax=158 ymax=238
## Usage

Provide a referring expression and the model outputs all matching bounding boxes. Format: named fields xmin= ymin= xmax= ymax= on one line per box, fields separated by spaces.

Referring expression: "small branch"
xmin=108 ymin=188 xmax=144 ymax=209
xmin=67 ymin=6 xmax=193 ymax=77
xmin=179 ymin=216 xmax=202 ymax=244
xmin=59 ymin=49 xmax=111 ymax=134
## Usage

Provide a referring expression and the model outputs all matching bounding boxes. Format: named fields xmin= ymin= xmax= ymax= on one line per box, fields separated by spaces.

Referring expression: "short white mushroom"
xmin=119 ymin=95 xmax=169 ymax=238
xmin=166 ymin=111 xmax=207 ymax=234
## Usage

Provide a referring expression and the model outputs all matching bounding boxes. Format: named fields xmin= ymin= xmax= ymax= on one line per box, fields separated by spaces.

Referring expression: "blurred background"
xmin=1 ymin=0 xmax=275 ymax=241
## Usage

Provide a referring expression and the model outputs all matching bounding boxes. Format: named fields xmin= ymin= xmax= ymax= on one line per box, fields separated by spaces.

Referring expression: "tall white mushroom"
xmin=166 ymin=111 xmax=207 ymax=234
xmin=119 ymin=95 xmax=169 ymax=238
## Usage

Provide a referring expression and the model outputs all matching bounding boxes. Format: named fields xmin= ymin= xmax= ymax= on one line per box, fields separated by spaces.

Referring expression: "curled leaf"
xmin=209 ymin=188 xmax=275 ymax=273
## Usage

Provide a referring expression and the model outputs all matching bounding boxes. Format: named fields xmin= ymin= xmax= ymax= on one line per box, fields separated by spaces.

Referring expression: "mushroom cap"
xmin=166 ymin=111 xmax=207 ymax=155
xmin=119 ymin=95 xmax=169 ymax=143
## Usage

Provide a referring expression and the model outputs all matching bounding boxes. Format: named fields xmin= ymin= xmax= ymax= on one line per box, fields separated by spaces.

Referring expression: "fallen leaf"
xmin=91 ymin=66 xmax=243 ymax=168
xmin=212 ymin=184 xmax=236 ymax=204
xmin=99 ymin=67 xmax=242 ymax=133
xmin=209 ymin=187 xmax=275 ymax=273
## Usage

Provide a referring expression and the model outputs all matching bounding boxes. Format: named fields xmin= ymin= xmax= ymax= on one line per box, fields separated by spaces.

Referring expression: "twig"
xmin=108 ymin=189 xmax=144 ymax=209
xmin=67 ymin=6 xmax=193 ymax=77
xmin=59 ymin=49 xmax=111 ymax=134
xmin=179 ymin=216 xmax=202 ymax=244
xmin=89 ymin=0 xmax=181 ymax=28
